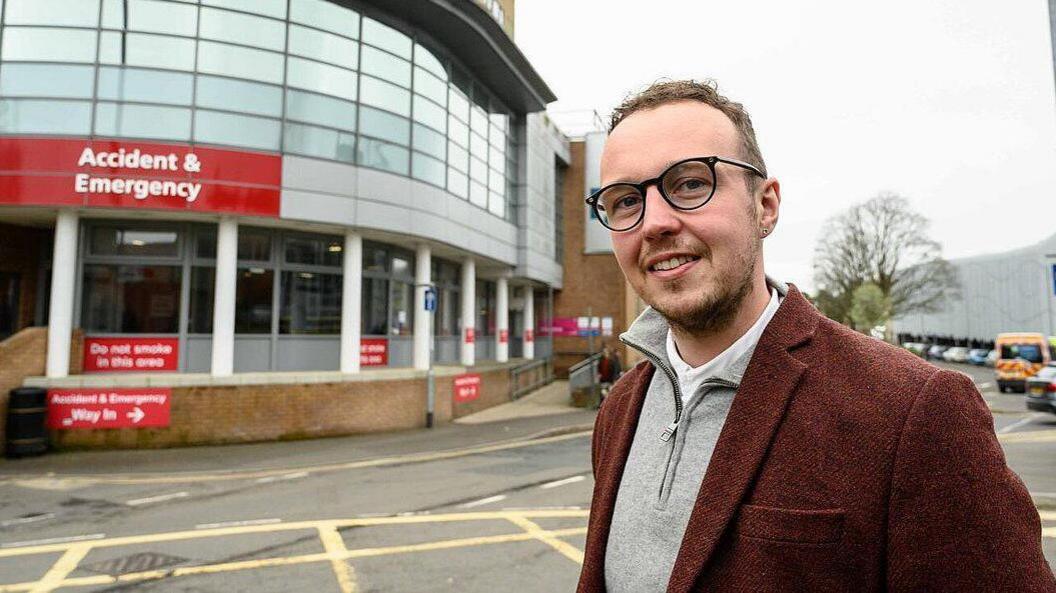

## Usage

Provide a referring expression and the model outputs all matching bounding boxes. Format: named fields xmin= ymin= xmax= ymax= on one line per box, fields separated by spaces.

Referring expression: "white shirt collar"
xmin=666 ymin=286 xmax=781 ymax=384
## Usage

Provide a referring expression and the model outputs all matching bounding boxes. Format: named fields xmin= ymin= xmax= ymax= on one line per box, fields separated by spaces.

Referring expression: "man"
xmin=577 ymin=80 xmax=1055 ymax=593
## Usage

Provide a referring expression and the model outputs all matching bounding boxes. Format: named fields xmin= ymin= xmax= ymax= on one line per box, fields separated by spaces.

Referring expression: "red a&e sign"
xmin=454 ymin=373 xmax=481 ymax=403
xmin=47 ymin=388 xmax=171 ymax=429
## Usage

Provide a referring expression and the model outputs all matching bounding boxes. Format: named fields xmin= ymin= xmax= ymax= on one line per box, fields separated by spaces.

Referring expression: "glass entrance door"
xmin=0 ymin=272 xmax=21 ymax=340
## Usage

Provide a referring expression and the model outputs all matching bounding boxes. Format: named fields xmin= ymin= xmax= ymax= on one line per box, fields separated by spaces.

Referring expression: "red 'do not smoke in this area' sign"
xmin=83 ymin=337 xmax=179 ymax=372
xmin=360 ymin=338 xmax=388 ymax=366
xmin=453 ymin=373 xmax=481 ymax=403
xmin=46 ymin=388 xmax=171 ymax=429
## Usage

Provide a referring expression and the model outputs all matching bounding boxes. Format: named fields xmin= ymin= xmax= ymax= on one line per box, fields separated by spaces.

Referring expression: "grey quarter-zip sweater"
xmin=605 ymin=280 xmax=788 ymax=593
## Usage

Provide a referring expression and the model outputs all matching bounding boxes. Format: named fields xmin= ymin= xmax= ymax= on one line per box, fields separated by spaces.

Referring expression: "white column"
xmin=210 ymin=217 xmax=238 ymax=376
xmin=413 ymin=244 xmax=432 ymax=370
xmin=46 ymin=210 xmax=78 ymax=378
xmin=496 ymin=276 xmax=509 ymax=362
xmin=340 ymin=232 xmax=362 ymax=373
xmin=460 ymin=257 xmax=475 ymax=366
xmin=523 ymin=285 xmax=535 ymax=360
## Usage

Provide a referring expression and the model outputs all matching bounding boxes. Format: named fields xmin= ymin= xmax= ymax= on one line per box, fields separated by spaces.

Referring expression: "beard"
xmin=650 ymin=236 xmax=759 ymax=337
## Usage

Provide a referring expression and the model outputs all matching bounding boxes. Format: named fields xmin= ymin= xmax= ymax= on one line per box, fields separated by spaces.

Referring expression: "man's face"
xmin=602 ymin=101 xmax=768 ymax=334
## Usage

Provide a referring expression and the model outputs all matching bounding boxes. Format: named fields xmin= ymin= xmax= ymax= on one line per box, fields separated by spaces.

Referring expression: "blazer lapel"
xmin=667 ymin=286 xmax=819 ymax=593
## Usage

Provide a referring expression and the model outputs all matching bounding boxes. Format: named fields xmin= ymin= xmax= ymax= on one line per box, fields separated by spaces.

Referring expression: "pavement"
xmin=0 ymin=379 xmax=595 ymax=478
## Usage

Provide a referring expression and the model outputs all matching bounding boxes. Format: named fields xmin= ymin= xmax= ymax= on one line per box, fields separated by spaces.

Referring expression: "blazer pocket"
xmin=733 ymin=504 xmax=844 ymax=545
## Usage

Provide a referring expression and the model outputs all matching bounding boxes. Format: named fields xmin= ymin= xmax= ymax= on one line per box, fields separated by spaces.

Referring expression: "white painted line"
xmin=502 ymin=506 xmax=583 ymax=511
xmin=195 ymin=518 xmax=282 ymax=530
xmin=459 ymin=495 xmax=507 ymax=509
xmin=1038 ymin=510 xmax=1056 ymax=521
xmin=977 ymin=382 xmax=994 ymax=390
xmin=1031 ymin=492 xmax=1056 ymax=498
xmin=540 ymin=475 xmax=586 ymax=490
xmin=2 ymin=533 xmax=105 ymax=549
xmin=125 ymin=491 xmax=190 ymax=506
xmin=255 ymin=471 xmax=309 ymax=484
xmin=0 ymin=513 xmax=55 ymax=527
xmin=998 ymin=414 xmax=1043 ymax=435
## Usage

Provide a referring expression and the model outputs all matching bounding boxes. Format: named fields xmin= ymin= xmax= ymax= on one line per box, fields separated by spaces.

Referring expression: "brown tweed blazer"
xmin=578 ymin=286 xmax=1056 ymax=592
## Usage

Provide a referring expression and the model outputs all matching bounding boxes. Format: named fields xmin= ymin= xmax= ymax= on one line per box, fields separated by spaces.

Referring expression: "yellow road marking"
xmin=0 ymin=509 xmax=590 ymax=557
xmin=0 ymin=524 xmax=587 ymax=592
xmin=25 ymin=543 xmax=90 ymax=593
xmin=1038 ymin=510 xmax=1056 ymax=521
xmin=506 ymin=515 xmax=584 ymax=565
xmin=997 ymin=429 xmax=1056 ymax=444
xmin=318 ymin=525 xmax=358 ymax=593
xmin=5 ymin=431 xmax=593 ymax=487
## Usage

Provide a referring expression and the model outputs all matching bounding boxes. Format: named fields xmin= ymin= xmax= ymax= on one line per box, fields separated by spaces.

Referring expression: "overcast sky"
xmin=515 ymin=0 xmax=1056 ymax=292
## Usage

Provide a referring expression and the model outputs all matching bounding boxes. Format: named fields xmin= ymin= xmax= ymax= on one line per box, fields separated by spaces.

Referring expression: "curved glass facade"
xmin=0 ymin=0 xmax=517 ymax=219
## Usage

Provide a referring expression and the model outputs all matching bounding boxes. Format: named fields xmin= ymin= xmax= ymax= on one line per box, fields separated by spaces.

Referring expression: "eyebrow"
xmin=609 ymin=158 xmax=685 ymax=184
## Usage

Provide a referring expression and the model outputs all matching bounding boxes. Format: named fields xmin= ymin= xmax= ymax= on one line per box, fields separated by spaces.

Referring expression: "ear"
xmin=756 ymin=177 xmax=781 ymax=236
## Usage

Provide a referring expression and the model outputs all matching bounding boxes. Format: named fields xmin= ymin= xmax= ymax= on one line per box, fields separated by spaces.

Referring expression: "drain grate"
xmin=82 ymin=552 xmax=189 ymax=576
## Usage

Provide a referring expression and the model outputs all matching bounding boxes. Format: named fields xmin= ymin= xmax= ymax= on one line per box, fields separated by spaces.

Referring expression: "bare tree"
xmin=813 ymin=193 xmax=959 ymax=327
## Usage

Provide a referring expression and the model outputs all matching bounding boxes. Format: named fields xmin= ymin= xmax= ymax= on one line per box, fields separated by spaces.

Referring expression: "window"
xmin=412 ymin=124 xmax=445 ymax=159
xmin=448 ymin=116 xmax=469 ymax=148
xmin=189 ymin=227 xmax=275 ymax=334
xmin=100 ymin=33 xmax=196 ymax=71
xmin=285 ymin=90 xmax=357 ymax=131
xmin=199 ymin=7 xmax=286 ymax=51
xmin=97 ymin=68 xmax=193 ymax=105
xmin=411 ymin=154 xmax=445 ymax=186
xmin=286 ymin=57 xmax=358 ymax=101
xmin=475 ymin=280 xmax=495 ymax=335
xmin=280 ymin=271 xmax=342 ymax=334
xmin=389 ymin=278 xmax=413 ymax=336
xmin=188 ymin=266 xmax=215 ymax=334
xmin=413 ymin=68 xmax=447 ymax=105
xmin=194 ymin=111 xmax=281 ymax=150
xmin=447 ymin=168 xmax=468 ymax=199
xmin=238 ymin=228 xmax=272 ymax=261
xmin=357 ymin=137 xmax=408 ymax=174
xmin=0 ymin=64 xmax=95 ymax=99
xmin=359 ymin=76 xmax=410 ymax=117
xmin=288 ymin=25 xmax=359 ymax=69
xmin=412 ymin=96 xmax=446 ymax=132
xmin=470 ymin=181 xmax=487 ymax=208
xmin=196 ymin=76 xmax=283 ymax=117
xmin=4 ymin=0 xmax=98 ymax=26
xmin=127 ymin=0 xmax=197 ymax=36
xmin=1001 ymin=344 xmax=1043 ymax=363
xmin=359 ymin=106 xmax=410 ymax=145
xmin=447 ymin=142 xmax=468 ymax=172
xmin=448 ymin=89 xmax=469 ymax=121
xmin=197 ymin=41 xmax=285 ymax=84
xmin=413 ymin=43 xmax=447 ymax=80
xmin=202 ymin=0 xmax=287 ymax=19
xmin=362 ymin=277 xmax=388 ymax=335
xmin=95 ymin=103 xmax=192 ymax=141
xmin=89 ymin=227 xmax=179 ymax=257
xmin=362 ymin=17 xmax=411 ymax=59
xmin=432 ymin=259 xmax=460 ymax=337
xmin=285 ymin=235 xmax=343 ymax=267
xmin=284 ymin=123 xmax=356 ymax=163
xmin=0 ymin=99 xmax=91 ymax=135
xmin=81 ymin=265 xmax=181 ymax=333
xmin=1 ymin=28 xmax=97 ymax=63
xmin=360 ymin=46 xmax=411 ymax=88
xmin=289 ymin=0 xmax=360 ymax=38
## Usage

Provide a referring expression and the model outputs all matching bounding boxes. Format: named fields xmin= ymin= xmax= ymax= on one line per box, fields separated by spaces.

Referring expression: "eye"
xmin=672 ymin=176 xmax=712 ymax=194
xmin=614 ymin=194 xmax=642 ymax=210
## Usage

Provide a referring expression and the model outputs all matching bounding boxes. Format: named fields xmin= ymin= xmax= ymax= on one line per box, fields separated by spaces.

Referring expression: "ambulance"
xmin=994 ymin=333 xmax=1049 ymax=393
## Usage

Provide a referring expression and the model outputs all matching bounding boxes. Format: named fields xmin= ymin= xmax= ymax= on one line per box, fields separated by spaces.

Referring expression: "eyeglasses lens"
xmin=595 ymin=160 xmax=716 ymax=231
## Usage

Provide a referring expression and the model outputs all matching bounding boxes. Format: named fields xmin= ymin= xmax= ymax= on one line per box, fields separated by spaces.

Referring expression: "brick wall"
xmin=0 ymin=223 xmax=46 ymax=332
xmin=553 ymin=141 xmax=642 ymax=376
xmin=47 ymin=364 xmax=513 ymax=450
xmin=0 ymin=328 xmax=84 ymax=446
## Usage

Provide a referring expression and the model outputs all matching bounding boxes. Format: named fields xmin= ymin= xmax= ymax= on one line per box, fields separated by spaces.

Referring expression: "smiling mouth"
xmin=648 ymin=255 xmax=702 ymax=272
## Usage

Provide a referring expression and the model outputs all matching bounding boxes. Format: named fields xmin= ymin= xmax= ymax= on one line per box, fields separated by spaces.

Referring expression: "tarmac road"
xmin=0 ymin=363 xmax=1054 ymax=591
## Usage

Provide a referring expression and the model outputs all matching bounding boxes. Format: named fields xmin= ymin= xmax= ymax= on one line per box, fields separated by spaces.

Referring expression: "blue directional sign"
xmin=424 ymin=287 xmax=437 ymax=312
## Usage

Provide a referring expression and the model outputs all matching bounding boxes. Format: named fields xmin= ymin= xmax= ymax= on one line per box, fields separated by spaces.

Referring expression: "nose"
xmin=638 ymin=184 xmax=681 ymax=239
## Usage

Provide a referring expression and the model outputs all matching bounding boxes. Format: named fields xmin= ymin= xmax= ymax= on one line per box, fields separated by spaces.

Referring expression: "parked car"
xmin=927 ymin=345 xmax=949 ymax=361
xmin=902 ymin=342 xmax=927 ymax=358
xmin=995 ymin=333 xmax=1049 ymax=393
xmin=967 ymin=349 xmax=990 ymax=365
xmin=985 ymin=349 xmax=997 ymax=367
xmin=943 ymin=347 xmax=970 ymax=363
xmin=1026 ymin=364 xmax=1056 ymax=415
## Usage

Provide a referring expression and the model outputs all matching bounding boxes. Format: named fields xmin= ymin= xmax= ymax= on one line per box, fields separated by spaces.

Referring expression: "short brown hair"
xmin=609 ymin=79 xmax=768 ymax=181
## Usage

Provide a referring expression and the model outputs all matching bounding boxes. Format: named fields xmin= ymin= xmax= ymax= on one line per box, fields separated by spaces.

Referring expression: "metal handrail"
xmin=568 ymin=352 xmax=604 ymax=407
xmin=510 ymin=356 xmax=553 ymax=400
xmin=568 ymin=351 xmax=603 ymax=374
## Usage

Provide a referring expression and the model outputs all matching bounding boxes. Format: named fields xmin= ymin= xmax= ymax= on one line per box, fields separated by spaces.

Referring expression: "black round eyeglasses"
xmin=584 ymin=156 xmax=766 ymax=232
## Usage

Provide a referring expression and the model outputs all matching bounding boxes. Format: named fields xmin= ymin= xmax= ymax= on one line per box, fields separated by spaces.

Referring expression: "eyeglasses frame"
xmin=584 ymin=155 xmax=767 ymax=232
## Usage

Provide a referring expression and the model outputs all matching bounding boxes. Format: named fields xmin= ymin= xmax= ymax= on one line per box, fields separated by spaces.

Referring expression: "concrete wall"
xmin=515 ymin=113 xmax=569 ymax=288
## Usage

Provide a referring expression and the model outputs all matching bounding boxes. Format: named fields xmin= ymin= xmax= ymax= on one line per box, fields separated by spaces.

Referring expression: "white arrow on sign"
xmin=127 ymin=407 xmax=145 ymax=424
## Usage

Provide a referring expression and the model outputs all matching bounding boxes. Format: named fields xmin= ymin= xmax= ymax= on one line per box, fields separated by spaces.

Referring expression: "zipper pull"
xmin=660 ymin=421 xmax=678 ymax=442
